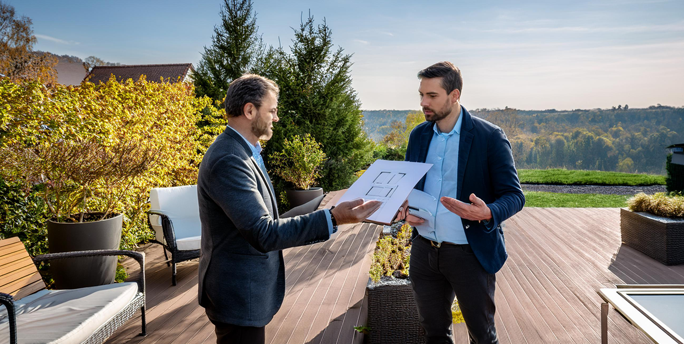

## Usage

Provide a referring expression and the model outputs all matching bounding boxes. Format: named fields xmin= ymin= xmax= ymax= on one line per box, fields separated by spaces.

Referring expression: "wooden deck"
xmin=106 ymin=202 xmax=684 ymax=344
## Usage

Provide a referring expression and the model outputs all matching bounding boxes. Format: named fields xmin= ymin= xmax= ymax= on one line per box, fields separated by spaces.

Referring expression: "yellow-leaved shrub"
xmin=0 ymin=76 xmax=226 ymax=249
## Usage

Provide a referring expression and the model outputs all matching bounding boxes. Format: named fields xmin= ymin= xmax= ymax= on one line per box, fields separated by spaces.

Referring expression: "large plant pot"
xmin=366 ymin=278 xmax=425 ymax=344
xmin=286 ymin=187 xmax=324 ymax=208
xmin=47 ymin=213 xmax=123 ymax=289
xmin=620 ymin=208 xmax=684 ymax=265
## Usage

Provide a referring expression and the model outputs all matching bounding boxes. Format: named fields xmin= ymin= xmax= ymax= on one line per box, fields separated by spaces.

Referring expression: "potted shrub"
xmin=270 ymin=133 xmax=326 ymax=207
xmin=366 ymin=223 xmax=463 ymax=344
xmin=621 ymin=192 xmax=684 ymax=265
xmin=0 ymin=137 xmax=159 ymax=288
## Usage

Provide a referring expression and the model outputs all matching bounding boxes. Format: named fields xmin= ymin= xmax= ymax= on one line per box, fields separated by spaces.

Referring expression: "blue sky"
xmin=7 ymin=0 xmax=684 ymax=110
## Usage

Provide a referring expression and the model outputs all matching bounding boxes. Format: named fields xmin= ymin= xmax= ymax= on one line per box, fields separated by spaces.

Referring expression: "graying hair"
xmin=224 ymin=74 xmax=280 ymax=118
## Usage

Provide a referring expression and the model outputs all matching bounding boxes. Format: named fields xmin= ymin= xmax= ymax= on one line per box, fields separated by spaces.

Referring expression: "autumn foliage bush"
xmin=0 ymin=76 xmax=224 ymax=249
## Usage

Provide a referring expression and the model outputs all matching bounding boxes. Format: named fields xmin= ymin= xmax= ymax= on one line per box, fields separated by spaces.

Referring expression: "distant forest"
xmin=362 ymin=105 xmax=684 ymax=175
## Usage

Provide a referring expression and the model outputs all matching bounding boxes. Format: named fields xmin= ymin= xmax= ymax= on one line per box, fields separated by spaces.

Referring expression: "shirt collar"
xmin=432 ymin=106 xmax=463 ymax=137
xmin=227 ymin=125 xmax=262 ymax=157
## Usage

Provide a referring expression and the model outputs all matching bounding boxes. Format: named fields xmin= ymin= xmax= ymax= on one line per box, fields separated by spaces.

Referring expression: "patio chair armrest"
xmin=0 ymin=292 xmax=17 ymax=344
xmin=147 ymin=210 xmax=178 ymax=251
xmin=33 ymin=250 xmax=146 ymax=295
xmin=148 ymin=209 xmax=170 ymax=217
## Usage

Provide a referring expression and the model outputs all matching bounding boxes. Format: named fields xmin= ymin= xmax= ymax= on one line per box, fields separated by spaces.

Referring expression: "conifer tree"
xmin=262 ymin=14 xmax=374 ymax=193
xmin=193 ymin=0 xmax=262 ymax=102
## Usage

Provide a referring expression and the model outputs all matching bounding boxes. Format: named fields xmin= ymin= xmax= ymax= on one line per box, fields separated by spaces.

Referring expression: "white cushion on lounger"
xmin=0 ymin=282 xmax=138 ymax=344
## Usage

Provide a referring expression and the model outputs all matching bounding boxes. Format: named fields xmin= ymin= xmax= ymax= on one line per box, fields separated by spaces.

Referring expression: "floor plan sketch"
xmin=336 ymin=160 xmax=432 ymax=225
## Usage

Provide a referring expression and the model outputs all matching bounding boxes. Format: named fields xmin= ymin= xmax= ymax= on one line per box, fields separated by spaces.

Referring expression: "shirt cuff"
xmin=324 ymin=209 xmax=337 ymax=234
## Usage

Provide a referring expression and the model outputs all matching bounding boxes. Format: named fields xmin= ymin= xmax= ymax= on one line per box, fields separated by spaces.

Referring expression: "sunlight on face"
xmin=251 ymin=90 xmax=279 ymax=141
xmin=419 ymin=77 xmax=453 ymax=123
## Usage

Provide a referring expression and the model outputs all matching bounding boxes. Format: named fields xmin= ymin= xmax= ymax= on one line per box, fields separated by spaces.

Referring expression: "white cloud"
xmin=35 ymin=34 xmax=80 ymax=45
xmin=353 ymin=39 xmax=370 ymax=45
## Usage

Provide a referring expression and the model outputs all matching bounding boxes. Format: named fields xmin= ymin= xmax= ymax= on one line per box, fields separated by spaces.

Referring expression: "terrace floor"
xmin=106 ymin=192 xmax=684 ymax=344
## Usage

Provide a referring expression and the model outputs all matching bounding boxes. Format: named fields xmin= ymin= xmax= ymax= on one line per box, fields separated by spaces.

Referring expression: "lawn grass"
xmin=518 ymin=168 xmax=665 ymax=186
xmin=524 ymin=191 xmax=630 ymax=208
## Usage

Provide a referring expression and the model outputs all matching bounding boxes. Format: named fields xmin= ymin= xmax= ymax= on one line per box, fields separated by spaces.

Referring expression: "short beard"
xmin=251 ymin=113 xmax=272 ymax=140
xmin=423 ymin=105 xmax=452 ymax=123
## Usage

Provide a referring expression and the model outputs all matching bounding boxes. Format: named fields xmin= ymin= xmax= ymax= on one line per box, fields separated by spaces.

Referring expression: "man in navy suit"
xmin=197 ymin=74 xmax=381 ymax=344
xmin=396 ymin=62 xmax=525 ymax=343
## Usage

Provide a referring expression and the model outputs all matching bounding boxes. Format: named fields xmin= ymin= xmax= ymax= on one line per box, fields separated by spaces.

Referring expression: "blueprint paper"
xmin=407 ymin=189 xmax=437 ymax=233
xmin=336 ymin=159 xmax=432 ymax=225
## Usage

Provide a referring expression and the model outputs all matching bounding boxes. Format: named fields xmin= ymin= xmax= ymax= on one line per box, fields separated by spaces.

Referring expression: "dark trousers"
xmin=410 ymin=236 xmax=498 ymax=344
xmin=211 ymin=320 xmax=265 ymax=344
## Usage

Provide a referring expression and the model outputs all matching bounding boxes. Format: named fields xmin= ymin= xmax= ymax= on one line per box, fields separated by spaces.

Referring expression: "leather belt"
xmin=418 ymin=235 xmax=466 ymax=249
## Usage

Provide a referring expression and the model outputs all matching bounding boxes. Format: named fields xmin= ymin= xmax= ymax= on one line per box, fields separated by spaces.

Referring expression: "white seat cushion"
xmin=0 ymin=282 xmax=138 ymax=344
xmin=168 ymin=216 xmax=201 ymax=251
xmin=149 ymin=185 xmax=201 ymax=245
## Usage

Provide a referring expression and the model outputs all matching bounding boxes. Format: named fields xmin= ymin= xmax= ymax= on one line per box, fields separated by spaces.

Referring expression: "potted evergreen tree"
xmin=270 ymin=134 xmax=326 ymax=207
xmin=0 ymin=137 xmax=159 ymax=288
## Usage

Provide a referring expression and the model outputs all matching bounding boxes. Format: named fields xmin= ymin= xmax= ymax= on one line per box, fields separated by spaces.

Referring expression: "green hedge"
xmin=666 ymin=154 xmax=684 ymax=193
xmin=0 ymin=177 xmax=48 ymax=256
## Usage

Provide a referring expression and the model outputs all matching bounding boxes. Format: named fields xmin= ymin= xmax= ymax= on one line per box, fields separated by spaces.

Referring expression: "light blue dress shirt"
xmin=421 ymin=108 xmax=467 ymax=244
xmin=226 ymin=126 xmax=335 ymax=235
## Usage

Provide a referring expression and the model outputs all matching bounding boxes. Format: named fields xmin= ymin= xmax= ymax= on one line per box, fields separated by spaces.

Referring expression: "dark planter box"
xmin=620 ymin=208 xmax=684 ymax=265
xmin=286 ymin=187 xmax=324 ymax=208
xmin=366 ymin=278 xmax=425 ymax=344
xmin=47 ymin=213 xmax=123 ymax=289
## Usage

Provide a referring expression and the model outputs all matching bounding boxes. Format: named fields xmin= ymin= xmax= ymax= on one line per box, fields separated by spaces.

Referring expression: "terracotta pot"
xmin=286 ymin=187 xmax=324 ymax=208
xmin=47 ymin=213 xmax=123 ymax=289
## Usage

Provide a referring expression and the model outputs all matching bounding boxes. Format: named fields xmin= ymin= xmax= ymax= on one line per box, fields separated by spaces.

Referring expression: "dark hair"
xmin=224 ymin=74 xmax=280 ymax=118
xmin=417 ymin=61 xmax=463 ymax=95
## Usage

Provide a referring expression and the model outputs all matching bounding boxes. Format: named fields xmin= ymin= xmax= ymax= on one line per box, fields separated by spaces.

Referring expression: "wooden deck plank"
xmin=311 ymin=223 xmax=378 ymax=344
xmin=268 ymin=224 xmax=361 ymax=343
xmin=105 ymin=206 xmax=684 ymax=344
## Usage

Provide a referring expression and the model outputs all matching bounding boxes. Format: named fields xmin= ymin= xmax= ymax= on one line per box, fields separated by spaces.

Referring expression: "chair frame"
xmin=147 ymin=209 xmax=200 ymax=286
xmin=0 ymin=249 xmax=146 ymax=344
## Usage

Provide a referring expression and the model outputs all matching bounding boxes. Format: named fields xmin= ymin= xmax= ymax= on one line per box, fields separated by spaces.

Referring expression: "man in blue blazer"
xmin=197 ymin=74 xmax=380 ymax=344
xmin=397 ymin=62 xmax=524 ymax=344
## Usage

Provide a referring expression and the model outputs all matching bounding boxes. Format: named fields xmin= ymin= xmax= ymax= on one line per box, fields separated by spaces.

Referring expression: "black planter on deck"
xmin=47 ymin=213 xmax=123 ymax=289
xmin=286 ymin=187 xmax=324 ymax=208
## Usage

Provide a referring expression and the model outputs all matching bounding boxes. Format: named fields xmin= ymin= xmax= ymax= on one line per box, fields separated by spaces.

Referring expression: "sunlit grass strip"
xmin=524 ymin=191 xmax=630 ymax=208
xmin=518 ymin=169 xmax=665 ymax=186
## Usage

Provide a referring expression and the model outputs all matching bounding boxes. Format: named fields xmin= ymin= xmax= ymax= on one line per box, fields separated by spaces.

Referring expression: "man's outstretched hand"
xmin=440 ymin=193 xmax=492 ymax=222
xmin=331 ymin=199 xmax=382 ymax=225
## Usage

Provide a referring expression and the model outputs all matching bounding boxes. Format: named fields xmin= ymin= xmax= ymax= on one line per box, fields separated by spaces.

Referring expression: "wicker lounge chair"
xmin=0 ymin=237 xmax=146 ymax=344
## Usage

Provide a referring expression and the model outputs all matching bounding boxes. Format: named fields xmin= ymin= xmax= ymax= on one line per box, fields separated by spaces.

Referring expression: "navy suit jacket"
xmin=405 ymin=106 xmax=525 ymax=274
xmin=197 ymin=127 xmax=330 ymax=326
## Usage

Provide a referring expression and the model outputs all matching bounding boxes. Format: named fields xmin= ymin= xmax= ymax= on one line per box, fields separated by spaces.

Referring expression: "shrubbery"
xmin=0 ymin=76 xmax=222 ymax=249
xmin=628 ymin=192 xmax=684 ymax=218
xmin=0 ymin=177 xmax=48 ymax=256
xmin=666 ymin=154 xmax=684 ymax=193
xmin=369 ymin=223 xmax=412 ymax=283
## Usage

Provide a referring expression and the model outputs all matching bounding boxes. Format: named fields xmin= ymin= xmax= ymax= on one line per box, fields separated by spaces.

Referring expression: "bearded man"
xmin=197 ymin=74 xmax=380 ymax=344
xmin=395 ymin=62 xmax=525 ymax=344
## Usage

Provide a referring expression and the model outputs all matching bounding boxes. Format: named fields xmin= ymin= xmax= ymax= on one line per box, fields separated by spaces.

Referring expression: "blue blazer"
xmin=405 ymin=107 xmax=524 ymax=274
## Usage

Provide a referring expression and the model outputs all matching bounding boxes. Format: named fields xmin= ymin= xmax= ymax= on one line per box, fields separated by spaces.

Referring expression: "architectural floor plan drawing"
xmin=336 ymin=160 xmax=432 ymax=225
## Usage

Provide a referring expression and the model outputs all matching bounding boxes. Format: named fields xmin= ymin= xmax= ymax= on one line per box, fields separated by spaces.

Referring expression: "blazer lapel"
xmin=223 ymin=127 xmax=280 ymax=218
xmin=457 ymin=108 xmax=474 ymax=201
xmin=250 ymin=157 xmax=280 ymax=219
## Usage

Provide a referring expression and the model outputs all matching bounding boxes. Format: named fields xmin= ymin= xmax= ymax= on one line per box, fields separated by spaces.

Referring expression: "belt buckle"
xmin=430 ymin=240 xmax=441 ymax=248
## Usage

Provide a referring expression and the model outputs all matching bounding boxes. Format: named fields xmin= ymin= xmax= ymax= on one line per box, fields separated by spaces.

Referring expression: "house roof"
xmin=84 ymin=63 xmax=193 ymax=84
